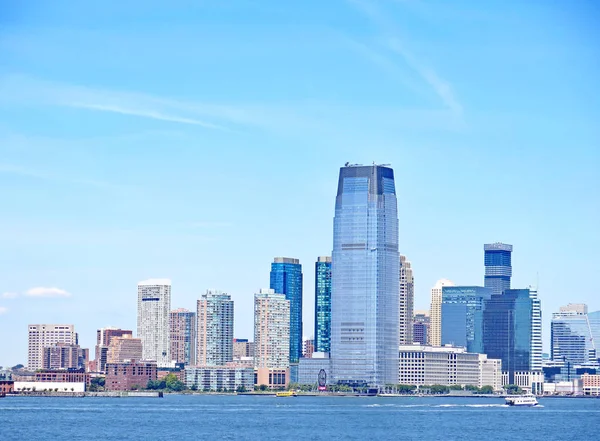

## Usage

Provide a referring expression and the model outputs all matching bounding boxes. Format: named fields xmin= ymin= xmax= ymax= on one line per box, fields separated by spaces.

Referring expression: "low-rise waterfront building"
xmin=105 ymin=361 xmax=157 ymax=391
xmin=582 ymin=374 xmax=600 ymax=396
xmin=14 ymin=381 xmax=85 ymax=393
xmin=398 ymin=345 xmax=502 ymax=391
xmin=298 ymin=352 xmax=331 ymax=387
xmin=0 ymin=380 xmax=14 ymax=394
xmin=35 ymin=369 xmax=90 ymax=387
xmin=185 ymin=366 xmax=254 ymax=392
xmin=501 ymin=371 xmax=544 ymax=394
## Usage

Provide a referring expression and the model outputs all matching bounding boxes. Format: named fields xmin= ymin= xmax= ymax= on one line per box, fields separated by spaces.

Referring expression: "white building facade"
xmin=137 ymin=279 xmax=171 ymax=367
xmin=399 ymin=255 xmax=414 ymax=345
xmin=429 ymin=279 xmax=455 ymax=346
xmin=197 ymin=290 xmax=234 ymax=366
xmin=185 ymin=366 xmax=254 ymax=392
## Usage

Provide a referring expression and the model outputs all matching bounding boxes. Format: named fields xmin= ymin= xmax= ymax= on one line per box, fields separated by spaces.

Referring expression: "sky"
xmin=0 ymin=0 xmax=598 ymax=366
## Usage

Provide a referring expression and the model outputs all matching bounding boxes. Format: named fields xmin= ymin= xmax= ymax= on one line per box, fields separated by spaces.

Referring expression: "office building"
xmin=398 ymin=345 xmax=502 ymax=391
xmin=233 ymin=339 xmax=254 ymax=359
xmin=28 ymin=324 xmax=77 ymax=370
xmin=303 ymin=338 xmax=315 ymax=358
xmin=551 ymin=304 xmax=600 ymax=364
xmin=484 ymin=242 xmax=513 ymax=296
xmin=413 ymin=310 xmax=430 ymax=345
xmin=137 ymin=279 xmax=171 ymax=367
xmin=331 ymin=164 xmax=400 ymax=387
xmin=197 ymin=290 xmax=234 ymax=366
xmin=314 ymin=256 xmax=332 ymax=353
xmin=107 ymin=335 xmax=143 ymax=364
xmin=298 ymin=352 xmax=331 ymax=386
xmin=105 ymin=361 xmax=157 ymax=391
xmin=430 ymin=279 xmax=455 ymax=346
xmin=441 ymin=286 xmax=491 ymax=353
xmin=270 ymin=257 xmax=303 ymax=364
xmin=582 ymin=374 xmax=600 ymax=396
xmin=170 ymin=308 xmax=197 ymax=366
xmin=399 ymin=255 xmax=414 ymax=345
xmin=254 ymin=289 xmax=290 ymax=388
xmin=42 ymin=343 xmax=80 ymax=370
xmin=185 ymin=366 xmax=254 ymax=392
xmin=482 ymin=288 xmax=543 ymax=384
xmin=95 ymin=328 xmax=133 ymax=372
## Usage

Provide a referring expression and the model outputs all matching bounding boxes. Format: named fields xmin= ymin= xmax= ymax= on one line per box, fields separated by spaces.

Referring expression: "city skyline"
xmin=1 ymin=1 xmax=599 ymax=366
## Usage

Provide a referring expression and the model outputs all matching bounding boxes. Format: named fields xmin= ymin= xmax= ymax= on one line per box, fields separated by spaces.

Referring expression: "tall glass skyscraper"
xmin=484 ymin=243 xmax=513 ymax=296
xmin=441 ymin=286 xmax=492 ymax=353
xmin=551 ymin=304 xmax=599 ymax=364
xmin=314 ymin=256 xmax=332 ymax=353
xmin=270 ymin=258 xmax=303 ymax=364
xmin=331 ymin=164 xmax=400 ymax=387
xmin=482 ymin=288 xmax=542 ymax=383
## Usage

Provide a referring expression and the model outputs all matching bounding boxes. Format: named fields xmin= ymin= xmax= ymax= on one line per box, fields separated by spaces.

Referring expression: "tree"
xmin=164 ymin=373 xmax=186 ymax=392
xmin=190 ymin=384 xmax=198 ymax=391
xmin=258 ymin=384 xmax=268 ymax=391
xmin=11 ymin=364 xmax=24 ymax=370
xmin=448 ymin=385 xmax=463 ymax=391
xmin=479 ymin=385 xmax=494 ymax=394
xmin=504 ymin=384 xmax=523 ymax=395
xmin=236 ymin=385 xmax=247 ymax=393
xmin=429 ymin=385 xmax=449 ymax=395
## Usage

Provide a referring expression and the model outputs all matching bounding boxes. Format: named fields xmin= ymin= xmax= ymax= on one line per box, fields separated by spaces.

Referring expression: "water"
xmin=1 ymin=395 xmax=598 ymax=440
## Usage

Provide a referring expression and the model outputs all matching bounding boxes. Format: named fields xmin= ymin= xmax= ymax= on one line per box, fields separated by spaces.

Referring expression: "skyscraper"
xmin=95 ymin=328 xmax=133 ymax=373
xmin=331 ymin=163 xmax=400 ymax=386
xmin=399 ymin=255 xmax=414 ymax=345
xmin=137 ymin=279 xmax=171 ymax=367
xmin=28 ymin=324 xmax=77 ymax=370
xmin=197 ymin=290 xmax=234 ymax=366
xmin=441 ymin=286 xmax=492 ymax=353
xmin=430 ymin=279 xmax=455 ymax=347
xmin=482 ymin=288 xmax=542 ymax=384
xmin=484 ymin=243 xmax=513 ymax=296
xmin=314 ymin=256 xmax=332 ymax=353
xmin=551 ymin=304 xmax=599 ymax=364
xmin=254 ymin=288 xmax=290 ymax=387
xmin=412 ymin=310 xmax=430 ymax=345
xmin=170 ymin=308 xmax=197 ymax=366
xmin=270 ymin=257 xmax=303 ymax=364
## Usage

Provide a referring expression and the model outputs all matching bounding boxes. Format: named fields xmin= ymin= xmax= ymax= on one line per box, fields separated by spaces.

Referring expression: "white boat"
xmin=505 ymin=394 xmax=538 ymax=407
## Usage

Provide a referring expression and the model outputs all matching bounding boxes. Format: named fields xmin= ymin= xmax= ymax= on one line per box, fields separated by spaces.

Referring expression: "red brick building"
xmin=0 ymin=380 xmax=14 ymax=394
xmin=35 ymin=369 xmax=91 ymax=387
xmin=106 ymin=361 xmax=157 ymax=391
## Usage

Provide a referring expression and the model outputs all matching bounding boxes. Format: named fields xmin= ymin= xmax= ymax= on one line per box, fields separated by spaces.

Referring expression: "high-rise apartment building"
xmin=107 ymin=335 xmax=143 ymax=364
xmin=42 ymin=343 xmax=80 ymax=370
xmin=137 ymin=279 xmax=171 ymax=367
xmin=484 ymin=243 xmax=513 ymax=296
xmin=314 ymin=256 xmax=332 ymax=353
xmin=28 ymin=324 xmax=77 ymax=370
xmin=399 ymin=255 xmax=414 ymax=345
xmin=412 ymin=310 xmax=430 ymax=345
xmin=482 ymin=288 xmax=542 ymax=384
xmin=441 ymin=286 xmax=492 ymax=353
xmin=95 ymin=328 xmax=133 ymax=372
xmin=303 ymin=338 xmax=315 ymax=358
xmin=270 ymin=257 xmax=303 ymax=364
xmin=197 ymin=290 xmax=234 ymax=366
xmin=170 ymin=308 xmax=197 ymax=366
xmin=551 ymin=304 xmax=600 ymax=364
xmin=254 ymin=289 xmax=290 ymax=387
xmin=430 ymin=279 xmax=455 ymax=347
xmin=331 ymin=164 xmax=400 ymax=387
xmin=233 ymin=339 xmax=254 ymax=359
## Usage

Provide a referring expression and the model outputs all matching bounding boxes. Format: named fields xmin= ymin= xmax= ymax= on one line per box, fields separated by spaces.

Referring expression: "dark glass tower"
xmin=482 ymin=289 xmax=542 ymax=384
xmin=331 ymin=164 xmax=400 ymax=387
xmin=270 ymin=257 xmax=303 ymax=364
xmin=484 ymin=243 xmax=513 ymax=296
xmin=441 ymin=286 xmax=491 ymax=353
xmin=314 ymin=256 xmax=332 ymax=353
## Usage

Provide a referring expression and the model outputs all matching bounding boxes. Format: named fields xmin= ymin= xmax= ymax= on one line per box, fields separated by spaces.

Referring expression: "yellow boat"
xmin=276 ymin=391 xmax=297 ymax=397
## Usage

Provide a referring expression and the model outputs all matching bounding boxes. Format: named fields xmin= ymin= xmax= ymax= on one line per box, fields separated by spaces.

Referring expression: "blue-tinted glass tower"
xmin=314 ymin=256 xmax=332 ymax=353
xmin=441 ymin=286 xmax=492 ymax=353
xmin=484 ymin=243 xmax=513 ymax=296
xmin=483 ymin=289 xmax=542 ymax=384
xmin=270 ymin=257 xmax=303 ymax=364
xmin=551 ymin=305 xmax=599 ymax=364
xmin=331 ymin=164 xmax=400 ymax=387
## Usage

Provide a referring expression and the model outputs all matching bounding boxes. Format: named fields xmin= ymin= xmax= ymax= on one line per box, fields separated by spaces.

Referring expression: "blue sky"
xmin=0 ymin=0 xmax=598 ymax=366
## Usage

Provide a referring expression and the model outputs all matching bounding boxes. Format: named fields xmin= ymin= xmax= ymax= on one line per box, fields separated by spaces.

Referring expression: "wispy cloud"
xmin=0 ymin=163 xmax=127 ymax=190
xmin=0 ymin=306 xmax=7 ymax=314
xmin=25 ymin=287 xmax=72 ymax=298
xmin=346 ymin=0 xmax=463 ymax=116
xmin=1 ymin=292 xmax=18 ymax=299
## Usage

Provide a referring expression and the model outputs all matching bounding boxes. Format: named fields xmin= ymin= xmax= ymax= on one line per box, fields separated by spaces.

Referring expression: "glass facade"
xmin=551 ymin=307 xmax=599 ymax=364
xmin=482 ymin=289 xmax=542 ymax=383
xmin=331 ymin=164 xmax=400 ymax=386
xmin=441 ymin=286 xmax=491 ymax=353
xmin=314 ymin=256 xmax=332 ymax=353
xmin=270 ymin=258 xmax=303 ymax=364
xmin=484 ymin=243 xmax=513 ymax=296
